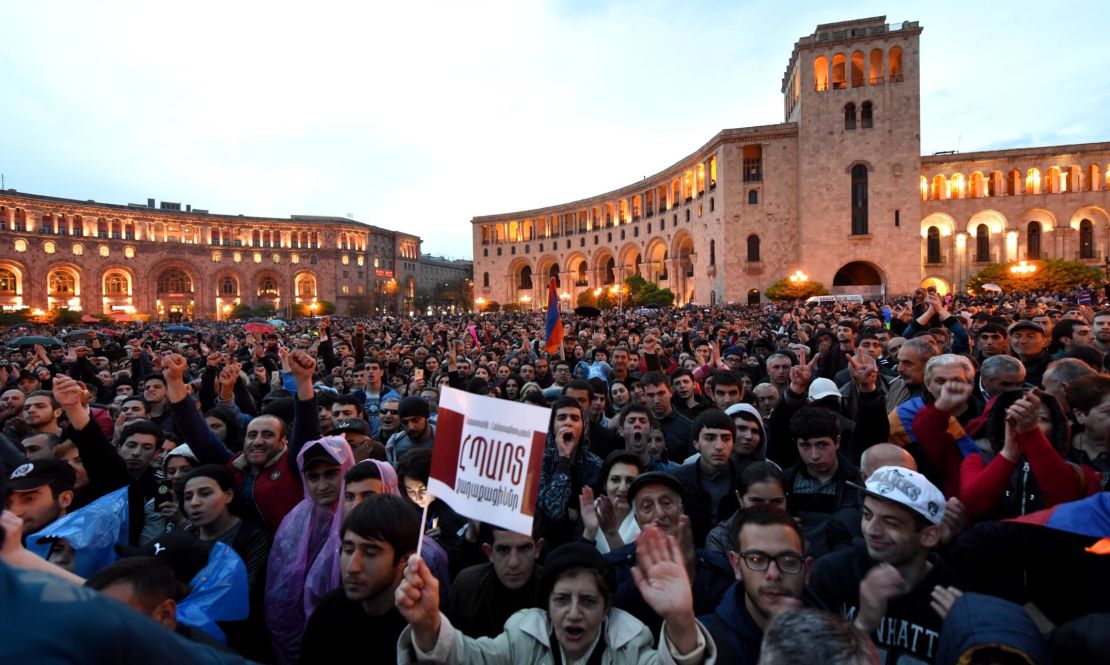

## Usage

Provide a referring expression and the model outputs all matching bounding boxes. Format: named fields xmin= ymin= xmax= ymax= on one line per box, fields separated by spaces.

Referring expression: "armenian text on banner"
xmin=427 ymin=387 xmax=549 ymax=536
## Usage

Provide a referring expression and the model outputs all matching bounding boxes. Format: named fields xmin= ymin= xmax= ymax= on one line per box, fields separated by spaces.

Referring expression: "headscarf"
xmin=303 ymin=459 xmax=398 ymax=619
xmin=264 ymin=436 xmax=354 ymax=665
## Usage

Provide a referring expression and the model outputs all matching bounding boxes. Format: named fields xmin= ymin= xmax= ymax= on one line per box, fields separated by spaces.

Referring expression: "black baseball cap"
xmin=301 ymin=443 xmax=341 ymax=469
xmin=116 ymin=530 xmax=209 ymax=584
xmin=627 ymin=471 xmax=683 ymax=504
xmin=330 ymin=418 xmax=372 ymax=437
xmin=7 ymin=459 xmax=76 ymax=492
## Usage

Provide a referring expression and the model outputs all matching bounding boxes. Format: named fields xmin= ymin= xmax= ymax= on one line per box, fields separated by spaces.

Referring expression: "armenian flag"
xmin=544 ymin=277 xmax=563 ymax=354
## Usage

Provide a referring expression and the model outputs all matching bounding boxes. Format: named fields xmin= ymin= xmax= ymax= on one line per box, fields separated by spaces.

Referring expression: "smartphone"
xmin=414 ymin=368 xmax=424 ymax=381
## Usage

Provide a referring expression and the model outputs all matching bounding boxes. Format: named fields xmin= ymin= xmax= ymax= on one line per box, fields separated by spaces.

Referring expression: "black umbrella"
xmin=163 ymin=325 xmax=196 ymax=334
xmin=63 ymin=328 xmax=100 ymax=342
xmin=7 ymin=336 xmax=64 ymax=348
xmin=574 ymin=306 xmax=602 ymax=318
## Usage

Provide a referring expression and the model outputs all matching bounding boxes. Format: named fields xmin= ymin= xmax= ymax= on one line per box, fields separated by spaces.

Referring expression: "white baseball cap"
xmin=808 ymin=378 xmax=841 ymax=401
xmin=851 ymin=465 xmax=946 ymax=525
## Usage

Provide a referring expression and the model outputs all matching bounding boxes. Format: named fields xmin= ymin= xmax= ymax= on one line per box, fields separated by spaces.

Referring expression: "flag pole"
xmin=415 ymin=502 xmax=430 ymax=558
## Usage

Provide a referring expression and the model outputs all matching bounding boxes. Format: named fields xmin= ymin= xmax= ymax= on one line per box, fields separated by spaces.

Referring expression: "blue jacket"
xmin=936 ymin=592 xmax=1049 ymax=665
xmin=698 ymin=583 xmax=763 ymax=665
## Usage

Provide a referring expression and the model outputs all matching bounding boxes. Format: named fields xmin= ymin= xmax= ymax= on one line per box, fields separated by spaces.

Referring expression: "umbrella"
xmin=98 ymin=328 xmax=117 ymax=336
xmin=8 ymin=336 xmax=64 ymax=348
xmin=108 ymin=311 xmax=132 ymax=321
xmin=163 ymin=325 xmax=196 ymax=334
xmin=980 ymin=283 xmax=1002 ymax=293
xmin=574 ymin=306 xmax=602 ymax=317
xmin=266 ymin=319 xmax=287 ymax=329
xmin=80 ymin=314 xmax=99 ymax=323
xmin=63 ymin=328 xmax=98 ymax=341
xmin=243 ymin=322 xmax=275 ymax=334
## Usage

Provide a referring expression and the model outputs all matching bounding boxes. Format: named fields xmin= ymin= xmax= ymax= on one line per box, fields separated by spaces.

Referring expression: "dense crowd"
xmin=2 ymin=285 xmax=1110 ymax=665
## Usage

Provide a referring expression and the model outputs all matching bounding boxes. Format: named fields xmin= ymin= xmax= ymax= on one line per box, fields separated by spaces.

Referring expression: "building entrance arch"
xmin=831 ymin=261 xmax=885 ymax=297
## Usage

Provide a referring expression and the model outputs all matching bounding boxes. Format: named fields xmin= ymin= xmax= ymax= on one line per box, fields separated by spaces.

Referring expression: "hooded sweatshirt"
xmin=935 ymin=592 xmax=1048 ymax=665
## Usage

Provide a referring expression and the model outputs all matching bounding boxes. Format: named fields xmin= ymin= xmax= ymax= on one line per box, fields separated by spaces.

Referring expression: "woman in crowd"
xmin=580 ymin=450 xmax=642 ymax=553
xmin=704 ymin=461 xmax=786 ymax=555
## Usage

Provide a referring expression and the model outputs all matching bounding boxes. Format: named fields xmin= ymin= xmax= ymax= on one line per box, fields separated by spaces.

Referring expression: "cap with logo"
xmin=329 ymin=418 xmax=372 ymax=437
xmin=849 ymin=465 xmax=946 ymax=525
xmin=116 ymin=530 xmax=210 ymax=583
xmin=7 ymin=459 xmax=77 ymax=493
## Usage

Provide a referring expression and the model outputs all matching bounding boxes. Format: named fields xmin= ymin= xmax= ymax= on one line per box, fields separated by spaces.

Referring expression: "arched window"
xmin=869 ymin=48 xmax=883 ymax=84
xmin=49 ymin=270 xmax=76 ymax=294
xmin=604 ymin=258 xmax=616 ymax=284
xmin=104 ymin=272 xmax=128 ymax=295
xmin=748 ymin=189 xmax=758 ymax=204
xmin=850 ymin=51 xmax=865 ymax=87
xmin=814 ymin=55 xmax=829 ymax=91
xmin=831 ymin=53 xmax=847 ymax=89
xmin=518 ymin=266 xmax=533 ymax=290
xmin=746 ymin=235 xmax=761 ymax=262
xmin=482 ymin=272 xmax=490 ymax=288
xmin=259 ymin=278 xmax=278 ymax=296
xmin=709 ymin=240 xmax=716 ymax=266
xmin=158 ymin=270 xmax=192 ymax=294
xmin=220 ymin=277 xmax=237 ymax=295
xmin=926 ymin=227 xmax=941 ymax=264
xmin=310 ymin=255 xmax=318 ymax=265
xmin=844 ymin=103 xmax=857 ymax=130
xmin=860 ymin=101 xmax=873 ymax=129
xmin=297 ymin=276 xmax=316 ymax=297
xmin=975 ymin=225 xmax=990 ymax=262
xmin=888 ymin=46 xmax=903 ymax=81
xmin=1027 ymin=222 xmax=1042 ymax=260
xmin=0 ymin=268 xmax=17 ymax=293
xmin=1080 ymin=219 xmax=1094 ymax=259
xmin=851 ymin=164 xmax=869 ymax=235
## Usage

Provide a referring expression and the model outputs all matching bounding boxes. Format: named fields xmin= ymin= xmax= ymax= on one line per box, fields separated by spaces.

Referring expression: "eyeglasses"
xmin=380 ymin=408 xmax=399 ymax=415
xmin=737 ymin=551 xmax=803 ymax=574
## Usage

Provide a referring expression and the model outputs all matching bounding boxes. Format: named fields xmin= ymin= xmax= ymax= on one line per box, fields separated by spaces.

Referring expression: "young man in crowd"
xmin=537 ymin=396 xmax=602 ymax=549
xmin=672 ymin=409 xmax=741 ymax=547
xmin=299 ymin=494 xmax=419 ymax=663
xmin=5 ymin=458 xmax=76 ymax=538
xmin=385 ymin=396 xmax=435 ymax=466
xmin=445 ymin=523 xmax=543 ymax=638
xmin=640 ymin=372 xmax=694 ymax=462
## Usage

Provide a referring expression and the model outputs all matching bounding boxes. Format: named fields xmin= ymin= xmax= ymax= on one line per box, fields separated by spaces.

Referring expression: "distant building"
xmin=0 ymin=191 xmax=421 ymax=319
xmin=471 ymin=16 xmax=1110 ymax=306
xmin=416 ymin=255 xmax=473 ymax=310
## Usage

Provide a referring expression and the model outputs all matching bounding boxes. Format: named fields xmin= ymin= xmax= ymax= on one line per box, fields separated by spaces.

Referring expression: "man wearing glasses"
xmin=699 ymin=504 xmax=813 ymax=665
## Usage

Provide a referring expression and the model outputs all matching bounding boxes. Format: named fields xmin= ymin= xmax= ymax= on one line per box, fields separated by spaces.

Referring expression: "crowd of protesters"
xmin=2 ymin=284 xmax=1110 ymax=664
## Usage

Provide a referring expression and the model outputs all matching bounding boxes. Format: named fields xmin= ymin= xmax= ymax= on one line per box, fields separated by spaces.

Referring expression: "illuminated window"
xmin=342 ymin=255 xmax=349 ymax=265
xmin=253 ymin=252 xmax=262 ymax=264
xmin=0 ymin=268 xmax=17 ymax=293
xmin=212 ymin=251 xmax=222 ymax=262
xmin=233 ymin=252 xmax=242 ymax=263
xmin=291 ymin=253 xmax=300 ymax=264
xmin=342 ymin=285 xmax=350 ymax=294
xmin=44 ymin=241 xmax=56 ymax=254
xmin=357 ymin=256 xmax=364 ymax=266
xmin=272 ymin=253 xmax=281 ymax=264
xmin=72 ymin=243 xmax=84 ymax=256
xmin=105 ymin=272 xmax=128 ymax=294
xmin=99 ymin=245 xmax=110 ymax=257
xmin=220 ymin=277 xmax=237 ymax=295
xmin=49 ymin=270 xmax=76 ymax=294
xmin=14 ymin=239 xmax=27 ymax=252
xmin=158 ymin=269 xmax=192 ymax=294
xmin=124 ymin=246 xmax=135 ymax=259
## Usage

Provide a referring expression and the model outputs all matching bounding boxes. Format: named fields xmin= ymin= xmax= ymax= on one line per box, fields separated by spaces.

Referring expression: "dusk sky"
xmin=1 ymin=1 xmax=1106 ymax=258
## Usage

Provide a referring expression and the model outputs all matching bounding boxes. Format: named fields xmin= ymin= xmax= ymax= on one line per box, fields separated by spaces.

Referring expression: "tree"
xmin=967 ymin=259 xmax=1102 ymax=294
xmin=230 ymin=304 xmax=254 ymax=320
xmin=253 ymin=304 xmax=277 ymax=319
xmin=316 ymin=300 xmax=336 ymax=315
xmin=48 ymin=308 xmax=82 ymax=326
xmin=479 ymin=300 xmax=500 ymax=313
xmin=764 ymin=278 xmax=829 ymax=301
xmin=622 ymin=275 xmax=675 ymax=307
xmin=576 ymin=290 xmax=598 ymax=308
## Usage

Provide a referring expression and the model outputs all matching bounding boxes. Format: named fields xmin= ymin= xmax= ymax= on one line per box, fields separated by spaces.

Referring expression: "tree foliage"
xmin=764 ymin=278 xmax=830 ymax=301
xmin=48 ymin=308 xmax=83 ymax=326
xmin=967 ymin=260 xmax=1102 ymax=294
xmin=624 ymin=275 xmax=675 ymax=307
xmin=479 ymin=300 xmax=500 ymax=313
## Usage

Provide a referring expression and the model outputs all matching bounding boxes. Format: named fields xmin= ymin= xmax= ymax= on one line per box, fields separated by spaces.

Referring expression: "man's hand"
xmin=579 ymin=486 xmax=600 ymax=539
xmin=161 ymin=354 xmax=190 ymax=403
xmin=284 ymin=348 xmax=316 ymax=400
xmin=939 ymin=497 xmax=967 ymax=546
xmin=789 ymin=352 xmax=818 ymax=394
xmin=930 ymin=585 xmax=963 ymax=621
xmin=52 ymin=374 xmax=84 ymax=409
xmin=856 ymin=563 xmax=905 ymax=633
xmin=933 ymin=380 xmax=972 ymax=414
xmin=555 ymin=426 xmax=578 ymax=459
xmin=395 ymin=555 xmax=442 ymax=653
xmin=206 ymin=351 xmax=223 ymax=368
xmin=847 ymin=348 xmax=878 ymax=392
xmin=632 ymin=525 xmax=698 ymax=654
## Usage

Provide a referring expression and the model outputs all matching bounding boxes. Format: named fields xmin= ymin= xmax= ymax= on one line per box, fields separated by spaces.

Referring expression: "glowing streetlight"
xmin=789 ymin=270 xmax=809 ymax=283
xmin=1010 ymin=261 xmax=1036 ymax=275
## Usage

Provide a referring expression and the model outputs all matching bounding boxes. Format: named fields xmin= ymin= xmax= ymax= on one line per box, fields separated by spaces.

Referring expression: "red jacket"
xmin=959 ymin=427 xmax=1100 ymax=521
xmin=227 ymin=448 xmax=302 ymax=535
xmin=910 ymin=403 xmax=967 ymax=498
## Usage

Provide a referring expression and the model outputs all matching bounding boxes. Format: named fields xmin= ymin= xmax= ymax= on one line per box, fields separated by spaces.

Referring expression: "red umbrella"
xmin=80 ymin=314 xmax=99 ymax=323
xmin=98 ymin=328 xmax=117 ymax=336
xmin=243 ymin=322 xmax=275 ymax=334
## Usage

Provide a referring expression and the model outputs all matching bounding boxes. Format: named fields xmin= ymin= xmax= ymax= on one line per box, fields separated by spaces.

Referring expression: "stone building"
xmin=0 ymin=191 xmax=421 ymax=319
xmin=416 ymin=255 xmax=474 ymax=310
xmin=471 ymin=16 xmax=1110 ymax=306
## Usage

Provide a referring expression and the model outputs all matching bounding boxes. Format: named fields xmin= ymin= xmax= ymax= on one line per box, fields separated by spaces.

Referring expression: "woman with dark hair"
xmin=704 ymin=462 xmax=786 ymax=555
xmin=960 ymin=389 xmax=1100 ymax=521
xmin=580 ymin=450 xmax=642 ymax=553
xmin=205 ymin=406 xmax=244 ymax=453
xmin=396 ymin=536 xmax=715 ymax=665
xmin=181 ymin=463 xmax=273 ymax=661
xmin=501 ymin=374 xmax=524 ymax=401
xmin=610 ymin=380 xmax=633 ymax=411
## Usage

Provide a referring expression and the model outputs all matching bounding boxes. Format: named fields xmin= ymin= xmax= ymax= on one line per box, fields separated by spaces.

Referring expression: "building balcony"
xmin=924 ymin=255 xmax=947 ymax=266
xmin=1076 ymin=251 xmax=1104 ymax=262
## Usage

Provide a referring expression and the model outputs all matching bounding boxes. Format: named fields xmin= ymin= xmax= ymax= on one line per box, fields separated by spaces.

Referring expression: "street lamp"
xmin=789 ymin=270 xmax=809 ymax=283
xmin=520 ymin=294 xmax=532 ymax=311
xmin=1010 ymin=261 xmax=1036 ymax=276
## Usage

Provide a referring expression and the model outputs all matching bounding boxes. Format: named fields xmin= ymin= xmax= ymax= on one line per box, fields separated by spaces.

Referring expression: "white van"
xmin=805 ymin=294 xmax=865 ymax=305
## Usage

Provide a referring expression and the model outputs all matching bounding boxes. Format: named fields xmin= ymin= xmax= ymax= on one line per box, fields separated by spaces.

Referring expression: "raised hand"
xmin=789 ymin=352 xmax=818 ymax=394
xmin=284 ymin=348 xmax=316 ymax=382
xmin=579 ymin=486 xmax=600 ymax=539
xmin=161 ymin=354 xmax=189 ymax=384
xmin=855 ymin=563 xmax=905 ymax=633
xmin=395 ymin=554 xmax=442 ymax=652
xmin=939 ymin=497 xmax=967 ymax=546
xmin=52 ymin=375 xmax=84 ymax=409
xmin=1006 ymin=389 xmax=1043 ymax=434
xmin=632 ymin=525 xmax=699 ymax=654
xmin=934 ymin=380 xmax=972 ymax=414
xmin=929 ymin=585 xmax=964 ymax=621
xmin=847 ymin=348 xmax=878 ymax=392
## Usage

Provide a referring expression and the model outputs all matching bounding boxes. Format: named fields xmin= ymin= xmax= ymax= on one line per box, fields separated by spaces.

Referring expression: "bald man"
xmin=859 ymin=442 xmax=916 ymax=480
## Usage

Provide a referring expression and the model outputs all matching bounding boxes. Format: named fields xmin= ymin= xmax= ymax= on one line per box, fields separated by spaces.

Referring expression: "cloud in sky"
xmin=0 ymin=0 xmax=1106 ymax=258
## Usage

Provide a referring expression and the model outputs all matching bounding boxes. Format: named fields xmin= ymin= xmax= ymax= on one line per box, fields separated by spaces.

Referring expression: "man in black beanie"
xmin=386 ymin=396 xmax=435 ymax=466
